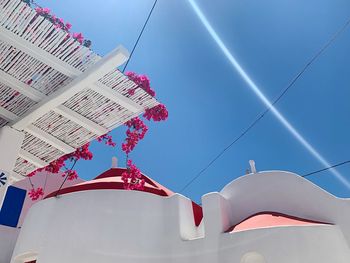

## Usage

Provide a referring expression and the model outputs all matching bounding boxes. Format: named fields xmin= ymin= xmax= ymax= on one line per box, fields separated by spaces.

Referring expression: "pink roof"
xmin=227 ymin=212 xmax=330 ymax=232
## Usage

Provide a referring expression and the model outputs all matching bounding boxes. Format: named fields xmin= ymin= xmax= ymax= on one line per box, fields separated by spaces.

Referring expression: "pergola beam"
xmin=18 ymin=149 xmax=48 ymax=168
xmin=11 ymin=172 xmax=26 ymax=182
xmin=0 ymin=26 xmax=146 ymax=130
xmin=90 ymin=82 xmax=143 ymax=113
xmin=53 ymin=105 xmax=109 ymax=135
xmin=0 ymin=70 xmax=109 ymax=135
xmin=0 ymin=107 xmax=18 ymax=121
xmin=0 ymin=70 xmax=45 ymax=102
xmin=0 ymin=26 xmax=81 ymax=78
xmin=25 ymin=124 xmax=75 ymax=153
xmin=11 ymin=46 xmax=129 ymax=130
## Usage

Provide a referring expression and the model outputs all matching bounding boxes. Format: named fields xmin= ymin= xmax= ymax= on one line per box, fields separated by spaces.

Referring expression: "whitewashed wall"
xmin=0 ymin=225 xmax=19 ymax=263
xmin=10 ymin=171 xmax=350 ymax=263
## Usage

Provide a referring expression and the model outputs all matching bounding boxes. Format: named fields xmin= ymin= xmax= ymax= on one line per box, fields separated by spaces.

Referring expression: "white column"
xmin=0 ymin=126 xmax=25 ymax=209
xmin=201 ymin=192 xmax=231 ymax=237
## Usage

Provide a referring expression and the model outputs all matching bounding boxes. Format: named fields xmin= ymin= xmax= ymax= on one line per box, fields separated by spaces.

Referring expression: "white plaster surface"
xmin=0 ymin=225 xmax=19 ymax=263
xmin=9 ymin=171 xmax=350 ymax=263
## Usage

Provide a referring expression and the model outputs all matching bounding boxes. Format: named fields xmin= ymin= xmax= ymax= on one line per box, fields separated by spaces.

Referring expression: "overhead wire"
xmin=122 ymin=0 xmax=158 ymax=73
xmin=179 ymin=15 xmax=350 ymax=193
xmin=302 ymin=160 xmax=350 ymax=178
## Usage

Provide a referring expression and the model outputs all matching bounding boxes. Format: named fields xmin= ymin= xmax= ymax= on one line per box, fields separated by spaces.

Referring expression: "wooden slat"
xmin=18 ymin=149 xmax=48 ymax=168
xmin=11 ymin=46 xmax=129 ymax=130
xmin=25 ymin=124 xmax=75 ymax=153
xmin=0 ymin=69 xmax=109 ymax=135
xmin=53 ymin=105 xmax=109 ymax=135
xmin=91 ymin=82 xmax=143 ymax=113
xmin=0 ymin=70 xmax=45 ymax=102
xmin=0 ymin=26 xmax=81 ymax=78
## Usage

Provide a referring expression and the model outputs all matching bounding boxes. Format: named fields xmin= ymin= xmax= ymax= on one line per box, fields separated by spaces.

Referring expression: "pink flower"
xmin=65 ymin=170 xmax=78 ymax=181
xmin=42 ymin=8 xmax=50 ymax=14
xmin=127 ymin=89 xmax=135 ymax=96
xmin=122 ymin=160 xmax=145 ymax=190
xmin=97 ymin=134 xmax=116 ymax=147
xmin=143 ymin=104 xmax=168 ymax=121
xmin=28 ymin=187 xmax=44 ymax=201
xmin=35 ymin=7 xmax=42 ymax=13
xmin=65 ymin=22 xmax=72 ymax=30
xmin=122 ymin=117 xmax=148 ymax=154
xmin=73 ymin=32 xmax=84 ymax=44
xmin=126 ymin=71 xmax=156 ymax=97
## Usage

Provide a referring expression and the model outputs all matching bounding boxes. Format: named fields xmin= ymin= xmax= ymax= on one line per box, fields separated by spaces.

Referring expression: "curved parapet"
xmin=10 ymin=170 xmax=350 ymax=263
xmin=201 ymin=171 xmax=350 ymax=242
xmin=11 ymin=189 xmax=202 ymax=263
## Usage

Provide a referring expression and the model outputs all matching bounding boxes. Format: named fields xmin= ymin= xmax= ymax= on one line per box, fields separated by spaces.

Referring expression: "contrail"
xmin=188 ymin=0 xmax=350 ymax=189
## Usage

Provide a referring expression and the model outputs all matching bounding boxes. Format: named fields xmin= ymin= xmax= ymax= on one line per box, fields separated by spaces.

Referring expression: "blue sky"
xmin=36 ymin=0 xmax=350 ymax=203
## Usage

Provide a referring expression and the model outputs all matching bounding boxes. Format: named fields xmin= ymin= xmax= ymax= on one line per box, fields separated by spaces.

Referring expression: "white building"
xmin=1 ymin=167 xmax=350 ymax=263
xmin=1 ymin=1 xmax=350 ymax=262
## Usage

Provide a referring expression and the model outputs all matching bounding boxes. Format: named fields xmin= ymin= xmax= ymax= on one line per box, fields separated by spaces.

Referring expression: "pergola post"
xmin=0 ymin=127 xmax=25 ymax=208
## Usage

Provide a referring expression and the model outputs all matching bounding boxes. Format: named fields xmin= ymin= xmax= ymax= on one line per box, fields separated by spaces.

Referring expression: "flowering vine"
xmin=121 ymin=160 xmax=145 ymax=190
xmin=97 ymin=134 xmax=117 ymax=147
xmin=126 ymin=72 xmax=156 ymax=97
xmin=120 ymin=72 xmax=168 ymax=190
xmin=28 ymin=187 xmax=44 ymax=201
xmin=17 ymin=1 xmax=168 ymax=198
xmin=144 ymin=104 xmax=169 ymax=121
xmin=26 ymin=143 xmax=93 ymax=200
xmin=25 ymin=71 xmax=167 ymax=200
xmin=21 ymin=1 xmax=91 ymax=48
xmin=122 ymin=117 xmax=148 ymax=154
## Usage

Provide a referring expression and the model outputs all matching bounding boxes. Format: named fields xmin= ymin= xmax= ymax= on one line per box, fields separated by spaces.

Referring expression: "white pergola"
xmin=0 ymin=0 xmax=158 ymax=183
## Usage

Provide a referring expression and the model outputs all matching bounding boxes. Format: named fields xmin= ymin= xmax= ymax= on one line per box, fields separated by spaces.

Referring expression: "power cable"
xmin=179 ymin=16 xmax=350 ymax=193
xmin=122 ymin=0 xmax=158 ymax=73
xmin=302 ymin=160 xmax=350 ymax=177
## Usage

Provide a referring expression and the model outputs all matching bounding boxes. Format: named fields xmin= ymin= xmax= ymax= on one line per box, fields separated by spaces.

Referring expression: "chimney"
xmin=249 ymin=160 xmax=257 ymax=174
xmin=111 ymin=157 xmax=118 ymax=168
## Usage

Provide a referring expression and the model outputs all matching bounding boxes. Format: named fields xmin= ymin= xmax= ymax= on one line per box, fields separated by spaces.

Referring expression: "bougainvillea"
xmin=25 ymin=3 xmax=91 ymax=48
xmin=97 ymin=134 xmax=117 ymax=147
xmin=26 ymin=71 xmax=167 ymax=200
xmin=19 ymin=2 xmax=169 ymax=199
xmin=122 ymin=117 xmax=148 ymax=154
xmin=28 ymin=187 xmax=44 ymax=201
xmin=143 ymin=104 xmax=169 ymax=122
xmin=119 ymin=73 xmax=169 ymax=191
xmin=121 ymin=160 xmax=145 ymax=190
xmin=125 ymin=72 xmax=156 ymax=97
xmin=64 ymin=170 xmax=78 ymax=181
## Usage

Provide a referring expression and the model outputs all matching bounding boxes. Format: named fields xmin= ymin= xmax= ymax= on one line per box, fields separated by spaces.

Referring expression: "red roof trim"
xmin=45 ymin=181 xmax=168 ymax=199
xmin=192 ymin=201 xmax=203 ymax=226
xmin=45 ymin=168 xmax=175 ymax=198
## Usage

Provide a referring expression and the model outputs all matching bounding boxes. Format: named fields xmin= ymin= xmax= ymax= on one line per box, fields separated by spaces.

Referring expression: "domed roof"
xmin=45 ymin=168 xmax=174 ymax=198
xmin=45 ymin=167 xmax=203 ymax=226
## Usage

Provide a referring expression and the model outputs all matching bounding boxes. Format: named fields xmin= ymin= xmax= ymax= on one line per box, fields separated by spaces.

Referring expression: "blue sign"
xmin=0 ymin=186 xmax=26 ymax=227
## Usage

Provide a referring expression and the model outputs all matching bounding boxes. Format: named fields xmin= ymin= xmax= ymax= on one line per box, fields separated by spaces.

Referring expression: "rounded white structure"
xmin=8 ymin=170 xmax=350 ymax=263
